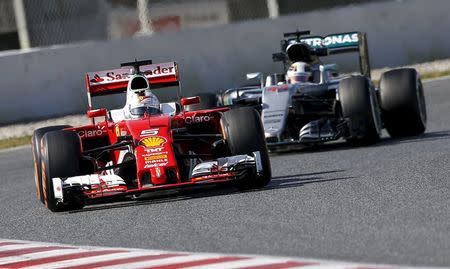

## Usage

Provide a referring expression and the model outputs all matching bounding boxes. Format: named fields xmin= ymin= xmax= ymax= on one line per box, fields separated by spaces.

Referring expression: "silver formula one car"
xmin=218 ymin=30 xmax=427 ymax=149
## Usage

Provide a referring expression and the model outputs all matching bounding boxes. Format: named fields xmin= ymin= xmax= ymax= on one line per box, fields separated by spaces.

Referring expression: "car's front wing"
xmin=52 ymin=152 xmax=263 ymax=205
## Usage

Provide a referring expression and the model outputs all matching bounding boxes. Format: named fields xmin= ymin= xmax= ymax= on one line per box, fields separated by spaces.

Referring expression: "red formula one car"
xmin=32 ymin=60 xmax=271 ymax=212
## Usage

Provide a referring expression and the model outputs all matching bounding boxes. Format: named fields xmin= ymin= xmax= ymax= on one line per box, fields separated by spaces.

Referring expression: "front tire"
xmin=221 ymin=107 xmax=271 ymax=189
xmin=379 ymin=68 xmax=426 ymax=137
xmin=41 ymin=130 xmax=83 ymax=212
xmin=32 ymin=125 xmax=71 ymax=203
xmin=339 ymin=76 xmax=382 ymax=146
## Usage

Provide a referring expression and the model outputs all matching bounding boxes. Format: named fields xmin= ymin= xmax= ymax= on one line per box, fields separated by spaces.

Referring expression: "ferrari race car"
xmin=32 ymin=60 xmax=271 ymax=212
xmin=218 ymin=30 xmax=427 ymax=149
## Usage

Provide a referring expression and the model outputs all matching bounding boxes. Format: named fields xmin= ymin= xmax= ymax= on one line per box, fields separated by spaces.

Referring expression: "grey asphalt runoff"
xmin=0 ymin=78 xmax=449 ymax=267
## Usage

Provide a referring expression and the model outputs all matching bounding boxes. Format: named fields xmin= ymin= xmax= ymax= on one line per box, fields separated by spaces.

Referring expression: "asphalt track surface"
xmin=0 ymin=78 xmax=449 ymax=267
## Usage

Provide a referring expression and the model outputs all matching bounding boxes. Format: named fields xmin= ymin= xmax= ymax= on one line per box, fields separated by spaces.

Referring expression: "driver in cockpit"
xmin=124 ymin=75 xmax=160 ymax=119
xmin=286 ymin=61 xmax=313 ymax=84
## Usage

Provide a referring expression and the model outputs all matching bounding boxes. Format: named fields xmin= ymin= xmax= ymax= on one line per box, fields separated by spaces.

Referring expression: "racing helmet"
xmin=126 ymin=75 xmax=160 ymax=118
xmin=287 ymin=62 xmax=312 ymax=84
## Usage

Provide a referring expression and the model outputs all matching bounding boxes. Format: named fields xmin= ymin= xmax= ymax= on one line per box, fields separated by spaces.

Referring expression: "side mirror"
xmin=246 ymin=72 xmax=264 ymax=89
xmin=246 ymin=72 xmax=261 ymax=80
xmin=181 ymin=96 xmax=200 ymax=107
xmin=87 ymin=108 xmax=107 ymax=118
xmin=159 ymin=102 xmax=179 ymax=116
xmin=266 ymin=73 xmax=286 ymax=86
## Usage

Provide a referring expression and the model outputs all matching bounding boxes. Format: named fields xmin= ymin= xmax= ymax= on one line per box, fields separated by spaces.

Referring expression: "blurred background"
xmin=0 ymin=0 xmax=449 ymax=124
xmin=1 ymin=0 xmax=383 ymax=50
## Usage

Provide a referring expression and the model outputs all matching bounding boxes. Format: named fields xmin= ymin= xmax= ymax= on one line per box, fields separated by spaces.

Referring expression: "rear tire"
xmin=379 ymin=68 xmax=426 ymax=137
xmin=339 ymin=76 xmax=382 ymax=146
xmin=221 ymin=107 xmax=271 ymax=189
xmin=41 ymin=130 xmax=83 ymax=212
xmin=32 ymin=125 xmax=71 ymax=203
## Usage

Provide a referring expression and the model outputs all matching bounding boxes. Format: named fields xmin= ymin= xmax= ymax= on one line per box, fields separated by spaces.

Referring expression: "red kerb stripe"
xmin=60 ymin=253 xmax=186 ymax=269
xmin=142 ymin=256 xmax=249 ymax=269
xmin=0 ymin=242 xmax=24 ymax=247
xmin=1 ymin=249 xmax=127 ymax=269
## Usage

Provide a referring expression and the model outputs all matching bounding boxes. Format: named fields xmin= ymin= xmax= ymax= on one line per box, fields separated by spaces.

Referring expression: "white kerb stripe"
xmin=289 ymin=264 xmax=357 ymax=269
xmin=0 ymin=240 xmax=23 ymax=244
xmin=23 ymin=251 xmax=164 ymax=269
xmin=97 ymin=254 xmax=223 ymax=269
xmin=0 ymin=243 xmax=50 ymax=252
xmin=186 ymin=257 xmax=292 ymax=269
xmin=0 ymin=248 xmax=85 ymax=265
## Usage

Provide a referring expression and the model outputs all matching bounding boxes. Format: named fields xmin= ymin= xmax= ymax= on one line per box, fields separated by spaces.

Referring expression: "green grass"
xmin=420 ymin=69 xmax=450 ymax=80
xmin=373 ymin=69 xmax=450 ymax=86
xmin=0 ymin=135 xmax=31 ymax=150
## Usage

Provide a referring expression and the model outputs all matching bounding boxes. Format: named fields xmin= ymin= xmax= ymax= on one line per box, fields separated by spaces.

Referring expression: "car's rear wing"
xmin=85 ymin=61 xmax=180 ymax=109
xmin=86 ymin=61 xmax=179 ymax=97
xmin=273 ymin=31 xmax=371 ymax=78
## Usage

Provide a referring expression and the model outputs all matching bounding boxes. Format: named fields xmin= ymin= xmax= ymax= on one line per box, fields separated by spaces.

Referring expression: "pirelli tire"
xmin=339 ymin=75 xmax=382 ymax=146
xmin=379 ymin=68 xmax=427 ymax=138
xmin=32 ymin=125 xmax=71 ymax=204
xmin=221 ymin=107 xmax=271 ymax=189
xmin=185 ymin=93 xmax=218 ymax=111
xmin=41 ymin=130 xmax=83 ymax=212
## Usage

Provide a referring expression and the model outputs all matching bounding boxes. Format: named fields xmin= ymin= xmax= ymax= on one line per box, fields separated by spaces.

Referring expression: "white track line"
xmin=0 ymin=243 xmax=58 ymax=252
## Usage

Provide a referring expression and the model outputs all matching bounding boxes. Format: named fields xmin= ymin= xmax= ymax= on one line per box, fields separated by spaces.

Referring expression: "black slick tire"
xmin=41 ymin=130 xmax=83 ymax=212
xmin=379 ymin=68 xmax=426 ymax=137
xmin=32 ymin=125 xmax=71 ymax=203
xmin=339 ymin=76 xmax=381 ymax=145
xmin=220 ymin=107 xmax=271 ymax=189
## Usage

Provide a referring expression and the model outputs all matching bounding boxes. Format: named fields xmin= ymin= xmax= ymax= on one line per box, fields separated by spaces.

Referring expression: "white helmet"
xmin=125 ymin=75 xmax=160 ymax=118
xmin=287 ymin=62 xmax=312 ymax=84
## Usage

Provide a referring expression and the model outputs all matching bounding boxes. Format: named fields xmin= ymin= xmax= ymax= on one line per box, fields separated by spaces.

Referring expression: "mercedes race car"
xmin=32 ymin=60 xmax=271 ymax=212
xmin=218 ymin=30 xmax=427 ymax=149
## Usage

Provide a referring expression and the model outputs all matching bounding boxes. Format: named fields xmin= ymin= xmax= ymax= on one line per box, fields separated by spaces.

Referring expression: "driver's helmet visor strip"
xmin=130 ymin=106 xmax=160 ymax=116
xmin=289 ymin=72 xmax=311 ymax=83
xmin=130 ymin=94 xmax=161 ymax=116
